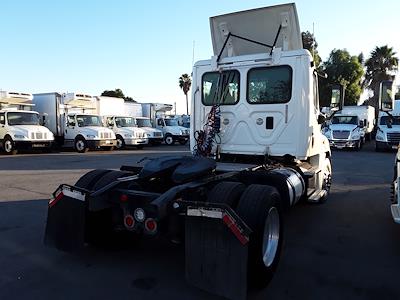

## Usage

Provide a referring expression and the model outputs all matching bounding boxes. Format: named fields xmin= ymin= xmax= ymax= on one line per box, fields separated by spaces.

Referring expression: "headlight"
xmin=147 ymin=133 xmax=151 ymax=137
xmin=124 ymin=134 xmax=133 ymax=138
xmin=14 ymin=134 xmax=26 ymax=139
xmin=376 ymin=131 xmax=386 ymax=141
xmin=350 ymin=130 xmax=360 ymax=140
xmin=180 ymin=130 xmax=186 ymax=135
xmin=86 ymin=134 xmax=96 ymax=138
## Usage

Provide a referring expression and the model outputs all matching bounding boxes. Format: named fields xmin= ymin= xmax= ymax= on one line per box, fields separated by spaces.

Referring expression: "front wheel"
xmin=75 ymin=137 xmax=89 ymax=153
xmin=236 ymin=184 xmax=283 ymax=288
xmin=115 ymin=135 xmax=125 ymax=150
xmin=164 ymin=134 xmax=174 ymax=145
xmin=3 ymin=136 xmax=17 ymax=155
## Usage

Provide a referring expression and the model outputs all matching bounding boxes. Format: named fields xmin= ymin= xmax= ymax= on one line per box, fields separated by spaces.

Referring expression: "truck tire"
xmin=318 ymin=157 xmax=332 ymax=203
xmin=207 ymin=181 xmax=246 ymax=209
xmin=3 ymin=136 xmax=18 ymax=155
xmin=236 ymin=184 xmax=283 ymax=288
xmin=115 ymin=135 xmax=125 ymax=150
xmin=75 ymin=137 xmax=89 ymax=153
xmin=164 ymin=134 xmax=174 ymax=145
xmin=75 ymin=169 xmax=112 ymax=190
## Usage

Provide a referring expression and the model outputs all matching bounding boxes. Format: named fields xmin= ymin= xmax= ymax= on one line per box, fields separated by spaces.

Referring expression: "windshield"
xmin=76 ymin=115 xmax=102 ymax=127
xmin=380 ymin=116 xmax=400 ymax=126
xmin=165 ymin=119 xmax=179 ymax=126
xmin=331 ymin=116 xmax=358 ymax=125
xmin=115 ymin=117 xmax=136 ymax=127
xmin=137 ymin=118 xmax=152 ymax=127
xmin=7 ymin=112 xmax=40 ymax=125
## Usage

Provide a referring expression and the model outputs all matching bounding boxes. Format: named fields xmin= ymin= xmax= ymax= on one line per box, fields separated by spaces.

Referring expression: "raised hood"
xmin=210 ymin=3 xmax=302 ymax=59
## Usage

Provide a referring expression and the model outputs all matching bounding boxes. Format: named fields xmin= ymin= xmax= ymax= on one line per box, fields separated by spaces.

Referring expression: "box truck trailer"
xmin=33 ymin=92 xmax=116 ymax=152
xmin=0 ymin=91 xmax=54 ymax=154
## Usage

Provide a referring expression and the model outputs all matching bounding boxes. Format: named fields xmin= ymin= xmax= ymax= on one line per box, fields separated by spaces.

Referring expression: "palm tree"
xmin=364 ymin=46 xmax=398 ymax=112
xmin=179 ymin=73 xmax=192 ymax=115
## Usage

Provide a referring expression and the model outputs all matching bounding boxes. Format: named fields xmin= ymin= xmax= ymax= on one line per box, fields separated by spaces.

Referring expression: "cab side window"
xmin=0 ymin=113 xmax=5 ymax=125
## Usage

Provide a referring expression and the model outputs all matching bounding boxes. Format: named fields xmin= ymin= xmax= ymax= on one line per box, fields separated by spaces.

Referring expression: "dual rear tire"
xmin=208 ymin=182 xmax=283 ymax=288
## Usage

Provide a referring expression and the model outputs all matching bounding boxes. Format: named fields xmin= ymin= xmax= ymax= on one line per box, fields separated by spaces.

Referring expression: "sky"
xmin=1 ymin=0 xmax=399 ymax=113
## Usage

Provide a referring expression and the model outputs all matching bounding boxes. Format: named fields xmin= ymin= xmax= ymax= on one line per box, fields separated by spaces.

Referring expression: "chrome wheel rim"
xmin=76 ymin=140 xmax=85 ymax=151
xmin=4 ymin=140 xmax=13 ymax=153
xmin=262 ymin=207 xmax=280 ymax=267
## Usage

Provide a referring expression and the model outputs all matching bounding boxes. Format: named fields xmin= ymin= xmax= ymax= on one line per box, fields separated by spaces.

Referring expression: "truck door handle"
xmin=266 ymin=117 xmax=273 ymax=129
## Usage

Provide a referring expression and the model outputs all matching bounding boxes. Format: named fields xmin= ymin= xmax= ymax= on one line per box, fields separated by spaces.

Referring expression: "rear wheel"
xmin=236 ymin=184 xmax=283 ymax=288
xmin=207 ymin=181 xmax=245 ymax=208
xmin=3 ymin=136 xmax=17 ymax=155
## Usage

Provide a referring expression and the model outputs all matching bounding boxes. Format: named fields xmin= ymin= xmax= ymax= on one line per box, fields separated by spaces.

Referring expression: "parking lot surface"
xmin=0 ymin=143 xmax=399 ymax=300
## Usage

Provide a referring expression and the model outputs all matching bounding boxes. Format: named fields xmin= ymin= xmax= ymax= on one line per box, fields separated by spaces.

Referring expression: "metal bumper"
xmin=87 ymin=139 xmax=117 ymax=148
xmin=14 ymin=140 xmax=53 ymax=150
xmin=172 ymin=134 xmax=189 ymax=142
xmin=376 ymin=141 xmax=398 ymax=150
xmin=329 ymin=139 xmax=359 ymax=148
xmin=124 ymin=138 xmax=148 ymax=146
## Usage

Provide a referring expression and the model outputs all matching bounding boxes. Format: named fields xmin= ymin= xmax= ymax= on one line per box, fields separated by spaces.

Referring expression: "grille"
xmin=30 ymin=132 xmax=47 ymax=140
xmin=136 ymin=132 xmax=145 ymax=138
xmin=100 ymin=132 xmax=111 ymax=139
xmin=332 ymin=130 xmax=350 ymax=139
xmin=387 ymin=132 xmax=400 ymax=144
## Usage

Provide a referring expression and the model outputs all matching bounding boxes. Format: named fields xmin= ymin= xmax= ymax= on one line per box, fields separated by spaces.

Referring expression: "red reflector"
xmin=144 ymin=218 xmax=157 ymax=233
xmin=124 ymin=215 xmax=135 ymax=229
xmin=49 ymin=192 xmax=64 ymax=208
xmin=120 ymin=194 xmax=129 ymax=202
xmin=222 ymin=214 xmax=249 ymax=245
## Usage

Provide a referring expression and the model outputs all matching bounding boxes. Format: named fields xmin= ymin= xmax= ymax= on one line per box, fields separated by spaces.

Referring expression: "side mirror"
xmin=41 ymin=115 xmax=46 ymax=126
xmin=358 ymin=120 xmax=364 ymax=128
xmin=68 ymin=121 xmax=76 ymax=127
xmin=379 ymin=80 xmax=394 ymax=111
xmin=317 ymin=114 xmax=326 ymax=125
xmin=330 ymin=84 xmax=345 ymax=112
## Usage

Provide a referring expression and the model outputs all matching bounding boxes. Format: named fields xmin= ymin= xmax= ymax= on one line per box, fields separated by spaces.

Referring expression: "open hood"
xmin=210 ymin=3 xmax=302 ymax=59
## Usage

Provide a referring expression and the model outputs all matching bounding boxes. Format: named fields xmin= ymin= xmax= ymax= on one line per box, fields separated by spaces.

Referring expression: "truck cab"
xmin=104 ymin=115 xmax=148 ymax=149
xmin=376 ymin=99 xmax=400 ymax=151
xmin=135 ymin=117 xmax=164 ymax=145
xmin=324 ymin=114 xmax=364 ymax=150
xmin=156 ymin=116 xmax=189 ymax=145
xmin=0 ymin=91 xmax=54 ymax=154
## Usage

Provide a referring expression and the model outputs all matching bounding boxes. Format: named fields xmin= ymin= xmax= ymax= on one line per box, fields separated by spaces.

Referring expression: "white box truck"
xmin=323 ymin=105 xmax=375 ymax=150
xmin=142 ymin=103 xmax=189 ymax=145
xmin=96 ymin=96 xmax=148 ymax=149
xmin=0 ymin=91 xmax=54 ymax=154
xmin=33 ymin=92 xmax=116 ymax=152
xmin=44 ymin=4 xmax=333 ymax=299
xmin=124 ymin=102 xmax=163 ymax=145
xmin=376 ymin=99 xmax=400 ymax=151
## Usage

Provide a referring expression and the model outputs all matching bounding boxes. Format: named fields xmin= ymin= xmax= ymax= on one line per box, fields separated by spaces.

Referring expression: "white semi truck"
xmin=96 ymin=96 xmax=148 ymax=149
xmin=141 ymin=102 xmax=189 ymax=145
xmin=124 ymin=102 xmax=164 ymax=145
xmin=376 ymin=98 xmax=400 ymax=151
xmin=44 ymin=4 xmax=332 ymax=300
xmin=0 ymin=91 xmax=54 ymax=154
xmin=33 ymin=92 xmax=117 ymax=152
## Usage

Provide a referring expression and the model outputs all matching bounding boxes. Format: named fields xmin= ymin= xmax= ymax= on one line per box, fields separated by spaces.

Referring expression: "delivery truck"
xmin=33 ymin=92 xmax=116 ymax=152
xmin=0 ymin=91 xmax=54 ymax=154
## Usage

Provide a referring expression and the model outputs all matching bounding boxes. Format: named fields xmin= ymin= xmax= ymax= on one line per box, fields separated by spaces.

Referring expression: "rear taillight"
xmin=124 ymin=214 xmax=135 ymax=229
xmin=144 ymin=218 xmax=157 ymax=234
xmin=120 ymin=194 xmax=129 ymax=202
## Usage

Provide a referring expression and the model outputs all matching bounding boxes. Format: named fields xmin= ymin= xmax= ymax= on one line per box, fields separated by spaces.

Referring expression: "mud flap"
xmin=185 ymin=207 xmax=250 ymax=300
xmin=44 ymin=185 xmax=88 ymax=253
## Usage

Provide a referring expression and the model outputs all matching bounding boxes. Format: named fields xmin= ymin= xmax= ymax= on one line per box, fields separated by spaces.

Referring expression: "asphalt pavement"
xmin=0 ymin=143 xmax=399 ymax=300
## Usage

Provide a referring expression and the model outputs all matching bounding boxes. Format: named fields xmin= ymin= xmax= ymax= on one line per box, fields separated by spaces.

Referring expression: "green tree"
xmin=179 ymin=73 xmax=192 ymax=115
xmin=101 ymin=89 xmax=136 ymax=102
xmin=302 ymin=31 xmax=321 ymax=68
xmin=319 ymin=49 xmax=364 ymax=107
xmin=364 ymin=45 xmax=398 ymax=111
